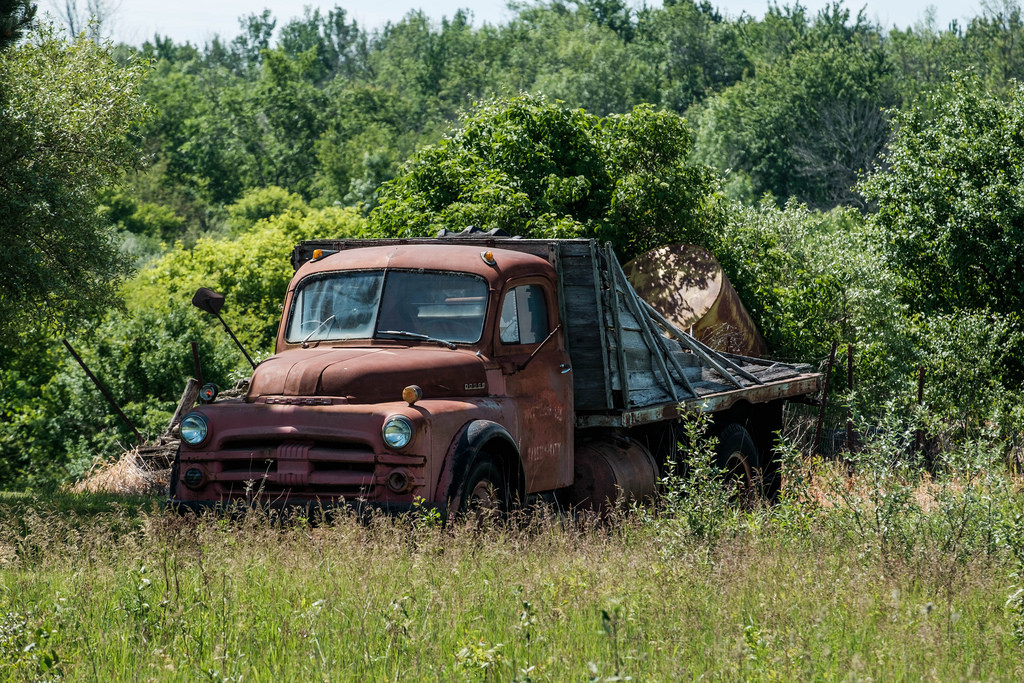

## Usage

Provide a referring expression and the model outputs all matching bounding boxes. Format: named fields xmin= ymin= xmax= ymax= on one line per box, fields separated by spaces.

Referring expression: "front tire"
xmin=460 ymin=459 xmax=510 ymax=514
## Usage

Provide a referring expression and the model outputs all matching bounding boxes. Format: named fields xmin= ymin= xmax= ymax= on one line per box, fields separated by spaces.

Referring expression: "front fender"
xmin=435 ymin=420 xmax=522 ymax=514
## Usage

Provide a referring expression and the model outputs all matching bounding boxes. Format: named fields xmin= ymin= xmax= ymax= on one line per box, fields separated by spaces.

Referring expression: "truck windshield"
xmin=285 ymin=270 xmax=488 ymax=345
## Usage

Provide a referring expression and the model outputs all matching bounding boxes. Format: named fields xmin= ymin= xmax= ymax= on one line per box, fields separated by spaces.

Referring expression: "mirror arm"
xmin=215 ymin=311 xmax=257 ymax=370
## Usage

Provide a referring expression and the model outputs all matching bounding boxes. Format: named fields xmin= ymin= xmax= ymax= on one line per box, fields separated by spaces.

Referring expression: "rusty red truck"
xmin=170 ymin=234 xmax=821 ymax=515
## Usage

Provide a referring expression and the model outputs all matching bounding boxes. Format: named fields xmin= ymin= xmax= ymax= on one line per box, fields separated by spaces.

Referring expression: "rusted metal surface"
xmin=624 ymin=244 xmax=768 ymax=358
xmin=561 ymin=438 xmax=658 ymax=512
xmin=248 ymin=347 xmax=490 ymax=403
xmin=174 ymin=398 xmax=517 ymax=506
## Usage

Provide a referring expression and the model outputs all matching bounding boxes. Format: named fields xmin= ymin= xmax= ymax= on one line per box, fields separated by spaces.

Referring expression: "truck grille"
xmin=203 ymin=439 xmax=382 ymax=500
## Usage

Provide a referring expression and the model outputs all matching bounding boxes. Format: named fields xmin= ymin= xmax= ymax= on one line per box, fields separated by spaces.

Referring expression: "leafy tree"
xmin=128 ymin=204 xmax=365 ymax=350
xmin=278 ymin=5 xmax=367 ymax=82
xmin=0 ymin=0 xmax=34 ymax=50
xmin=635 ymin=0 xmax=750 ymax=113
xmin=228 ymin=9 xmax=275 ymax=75
xmin=499 ymin=2 xmax=655 ymax=115
xmin=696 ymin=6 xmax=894 ymax=208
xmin=885 ymin=13 xmax=969 ymax=104
xmin=526 ymin=12 xmax=656 ymax=115
xmin=0 ymin=24 xmax=150 ymax=336
xmin=0 ymin=203 xmax=366 ymax=488
xmin=98 ymin=190 xmax=185 ymax=243
xmin=965 ymin=0 xmax=1024 ymax=88
xmin=574 ymin=0 xmax=635 ymax=40
xmin=371 ymin=95 xmax=721 ymax=261
xmin=860 ymin=73 xmax=1024 ymax=317
xmin=224 ymin=185 xmax=307 ymax=235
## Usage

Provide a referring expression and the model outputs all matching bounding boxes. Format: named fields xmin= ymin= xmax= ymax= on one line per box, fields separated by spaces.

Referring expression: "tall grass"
xmin=3 ymin=423 xmax=1024 ymax=680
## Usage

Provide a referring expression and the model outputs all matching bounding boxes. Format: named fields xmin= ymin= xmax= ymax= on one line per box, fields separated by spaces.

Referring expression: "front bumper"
xmin=167 ymin=497 xmax=439 ymax=519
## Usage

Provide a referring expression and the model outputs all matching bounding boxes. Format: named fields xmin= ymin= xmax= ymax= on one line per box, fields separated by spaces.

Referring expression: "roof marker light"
xmin=481 ymin=250 xmax=496 ymax=266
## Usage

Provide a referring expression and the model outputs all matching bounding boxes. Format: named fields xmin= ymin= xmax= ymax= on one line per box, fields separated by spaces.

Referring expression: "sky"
xmin=41 ymin=1 xmax=984 ymax=47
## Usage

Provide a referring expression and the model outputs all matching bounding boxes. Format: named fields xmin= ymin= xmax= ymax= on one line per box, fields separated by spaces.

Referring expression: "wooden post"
xmin=167 ymin=378 xmax=201 ymax=435
xmin=813 ymin=341 xmax=838 ymax=456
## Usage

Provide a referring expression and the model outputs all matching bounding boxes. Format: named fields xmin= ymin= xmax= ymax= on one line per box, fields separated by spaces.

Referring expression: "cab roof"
xmin=292 ymin=243 xmax=555 ymax=288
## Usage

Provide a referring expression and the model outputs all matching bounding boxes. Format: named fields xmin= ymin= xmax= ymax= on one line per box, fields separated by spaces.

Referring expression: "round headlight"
xmin=382 ymin=416 xmax=414 ymax=450
xmin=183 ymin=467 xmax=205 ymax=490
xmin=180 ymin=413 xmax=209 ymax=446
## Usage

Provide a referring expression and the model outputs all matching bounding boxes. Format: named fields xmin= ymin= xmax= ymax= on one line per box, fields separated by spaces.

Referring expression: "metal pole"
xmin=190 ymin=341 xmax=205 ymax=386
xmin=61 ymin=338 xmax=142 ymax=443
xmin=813 ymin=341 xmax=838 ymax=457
xmin=846 ymin=343 xmax=855 ymax=452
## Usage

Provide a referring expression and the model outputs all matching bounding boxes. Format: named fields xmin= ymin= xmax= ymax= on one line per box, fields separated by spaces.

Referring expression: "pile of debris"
xmin=73 ymin=378 xmax=247 ymax=497
xmin=71 ymin=440 xmax=178 ymax=496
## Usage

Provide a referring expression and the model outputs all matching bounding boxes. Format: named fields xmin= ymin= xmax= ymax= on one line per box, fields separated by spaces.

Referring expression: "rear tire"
xmin=715 ymin=423 xmax=762 ymax=506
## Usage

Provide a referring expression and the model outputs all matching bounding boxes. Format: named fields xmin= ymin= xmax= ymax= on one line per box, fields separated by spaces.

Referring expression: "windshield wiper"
xmin=378 ymin=329 xmax=457 ymax=350
xmin=301 ymin=315 xmax=336 ymax=348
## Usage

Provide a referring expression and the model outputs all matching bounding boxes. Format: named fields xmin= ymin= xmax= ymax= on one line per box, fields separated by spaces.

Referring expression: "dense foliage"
xmin=0 ymin=25 xmax=149 ymax=336
xmin=371 ymin=96 xmax=721 ymax=260
xmin=863 ymin=73 xmax=1024 ymax=317
xmin=6 ymin=1 xmax=1024 ymax=488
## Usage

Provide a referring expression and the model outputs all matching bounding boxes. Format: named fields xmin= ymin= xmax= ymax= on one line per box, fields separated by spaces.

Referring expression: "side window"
xmin=499 ymin=284 xmax=549 ymax=345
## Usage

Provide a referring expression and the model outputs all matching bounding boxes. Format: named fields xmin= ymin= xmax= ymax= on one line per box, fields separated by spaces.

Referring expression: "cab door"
xmin=494 ymin=279 xmax=573 ymax=492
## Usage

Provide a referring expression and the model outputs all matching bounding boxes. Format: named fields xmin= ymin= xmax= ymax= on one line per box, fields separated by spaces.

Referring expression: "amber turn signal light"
xmin=402 ymin=385 xmax=423 ymax=406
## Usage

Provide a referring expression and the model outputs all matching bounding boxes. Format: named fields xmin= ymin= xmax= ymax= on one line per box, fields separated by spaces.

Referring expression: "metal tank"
xmin=623 ymin=243 xmax=768 ymax=358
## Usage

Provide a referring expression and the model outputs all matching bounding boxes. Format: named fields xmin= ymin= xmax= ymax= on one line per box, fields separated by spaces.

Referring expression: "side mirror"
xmin=192 ymin=287 xmax=225 ymax=315
xmin=191 ymin=287 xmax=257 ymax=370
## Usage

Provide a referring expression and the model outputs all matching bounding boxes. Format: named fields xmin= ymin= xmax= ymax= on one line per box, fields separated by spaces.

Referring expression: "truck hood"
xmin=247 ymin=346 xmax=487 ymax=403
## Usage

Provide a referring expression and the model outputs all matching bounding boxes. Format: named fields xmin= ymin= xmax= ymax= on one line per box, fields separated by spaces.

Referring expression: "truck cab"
xmin=172 ymin=243 xmax=573 ymax=513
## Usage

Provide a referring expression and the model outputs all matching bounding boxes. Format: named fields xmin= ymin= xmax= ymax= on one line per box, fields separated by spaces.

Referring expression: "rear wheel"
xmin=460 ymin=459 xmax=510 ymax=514
xmin=715 ymin=423 xmax=762 ymax=506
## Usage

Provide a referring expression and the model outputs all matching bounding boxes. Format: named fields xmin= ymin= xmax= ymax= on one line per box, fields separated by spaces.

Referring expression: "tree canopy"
xmin=371 ymin=95 xmax=722 ymax=261
xmin=862 ymin=73 xmax=1024 ymax=317
xmin=0 ymin=0 xmax=34 ymax=50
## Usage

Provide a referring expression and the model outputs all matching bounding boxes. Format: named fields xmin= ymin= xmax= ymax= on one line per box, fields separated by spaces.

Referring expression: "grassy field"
xmin=3 ymin=428 xmax=1024 ymax=681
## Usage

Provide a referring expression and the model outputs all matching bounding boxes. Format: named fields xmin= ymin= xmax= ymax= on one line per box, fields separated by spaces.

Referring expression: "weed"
xmin=654 ymin=410 xmax=734 ymax=549
xmin=2 ymin=463 xmax=1024 ymax=679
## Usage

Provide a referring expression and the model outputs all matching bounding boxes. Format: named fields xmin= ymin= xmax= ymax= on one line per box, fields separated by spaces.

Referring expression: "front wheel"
xmin=460 ymin=459 xmax=510 ymax=515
